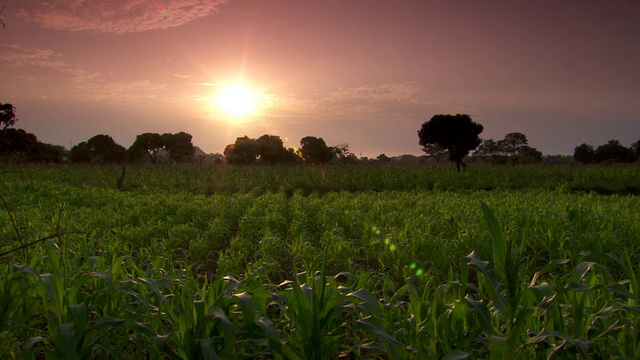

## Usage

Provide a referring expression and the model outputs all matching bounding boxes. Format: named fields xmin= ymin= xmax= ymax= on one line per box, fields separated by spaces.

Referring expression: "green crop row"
xmin=0 ymin=164 xmax=639 ymax=358
xmin=3 ymin=163 xmax=640 ymax=195
xmin=1 ymin=181 xmax=638 ymax=283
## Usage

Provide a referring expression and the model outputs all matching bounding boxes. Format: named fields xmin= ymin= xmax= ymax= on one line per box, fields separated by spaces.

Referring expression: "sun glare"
xmin=215 ymin=83 xmax=260 ymax=119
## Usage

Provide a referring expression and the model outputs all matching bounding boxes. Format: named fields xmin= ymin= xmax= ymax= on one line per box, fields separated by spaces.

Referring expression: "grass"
xmin=0 ymin=163 xmax=638 ymax=358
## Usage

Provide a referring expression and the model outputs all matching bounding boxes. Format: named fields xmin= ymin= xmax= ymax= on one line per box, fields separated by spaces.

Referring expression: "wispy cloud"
xmin=14 ymin=0 xmax=228 ymax=34
xmin=269 ymin=82 xmax=434 ymax=121
xmin=0 ymin=44 xmax=67 ymax=70
xmin=1 ymin=44 xmax=166 ymax=102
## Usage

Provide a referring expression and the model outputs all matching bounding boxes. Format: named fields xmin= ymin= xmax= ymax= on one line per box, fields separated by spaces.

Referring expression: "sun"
xmin=215 ymin=83 xmax=260 ymax=119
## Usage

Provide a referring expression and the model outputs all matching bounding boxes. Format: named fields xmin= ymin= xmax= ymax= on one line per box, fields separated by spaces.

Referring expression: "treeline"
xmin=0 ymin=102 xmax=354 ymax=165
xmin=2 ymin=102 xmax=639 ymax=166
xmin=573 ymin=140 xmax=639 ymax=164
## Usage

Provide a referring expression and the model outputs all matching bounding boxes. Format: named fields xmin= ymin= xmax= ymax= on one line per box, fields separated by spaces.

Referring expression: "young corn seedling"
xmin=462 ymin=203 xmax=572 ymax=359
xmin=275 ymin=247 xmax=352 ymax=359
xmin=24 ymin=241 xmax=125 ymax=359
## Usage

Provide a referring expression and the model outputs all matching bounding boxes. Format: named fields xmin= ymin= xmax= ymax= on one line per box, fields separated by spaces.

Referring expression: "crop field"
xmin=0 ymin=164 xmax=639 ymax=359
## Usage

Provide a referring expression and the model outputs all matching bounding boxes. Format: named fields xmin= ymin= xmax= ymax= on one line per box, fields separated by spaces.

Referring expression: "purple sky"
xmin=1 ymin=0 xmax=639 ymax=157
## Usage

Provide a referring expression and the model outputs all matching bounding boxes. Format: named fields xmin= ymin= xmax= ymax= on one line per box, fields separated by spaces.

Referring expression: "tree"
xmin=28 ymin=143 xmax=66 ymax=163
xmin=497 ymin=132 xmax=528 ymax=157
xmin=376 ymin=153 xmax=392 ymax=163
xmin=518 ymin=145 xmax=543 ymax=163
xmin=573 ymin=143 xmax=595 ymax=164
xmin=595 ymin=140 xmax=637 ymax=163
xmin=129 ymin=133 xmax=165 ymax=163
xmin=162 ymin=132 xmax=195 ymax=162
xmin=1 ymin=102 xmax=17 ymax=130
xmin=224 ymin=136 xmax=259 ymax=165
xmin=0 ymin=128 xmax=38 ymax=157
xmin=473 ymin=138 xmax=506 ymax=164
xmin=332 ymin=143 xmax=357 ymax=164
xmin=70 ymin=134 xmax=125 ymax=164
xmin=421 ymin=143 xmax=448 ymax=163
xmin=417 ymin=114 xmax=483 ymax=171
xmin=255 ymin=134 xmax=297 ymax=164
xmin=224 ymin=134 xmax=298 ymax=165
xmin=298 ymin=136 xmax=334 ymax=164
xmin=0 ymin=6 xmax=5 ymax=30
xmin=632 ymin=139 xmax=640 ymax=159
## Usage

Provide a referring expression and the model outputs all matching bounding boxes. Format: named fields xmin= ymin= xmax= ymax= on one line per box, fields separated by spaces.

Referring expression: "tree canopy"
xmin=595 ymin=140 xmax=637 ymax=163
xmin=573 ymin=140 xmax=637 ymax=164
xmin=474 ymin=132 xmax=542 ymax=164
xmin=418 ymin=114 xmax=483 ymax=171
xmin=129 ymin=133 xmax=165 ymax=163
xmin=224 ymin=135 xmax=297 ymax=165
xmin=1 ymin=102 xmax=17 ymax=130
xmin=127 ymin=132 xmax=195 ymax=163
xmin=163 ymin=132 xmax=196 ymax=162
xmin=298 ymin=136 xmax=334 ymax=164
xmin=70 ymin=134 xmax=125 ymax=164
xmin=573 ymin=143 xmax=596 ymax=164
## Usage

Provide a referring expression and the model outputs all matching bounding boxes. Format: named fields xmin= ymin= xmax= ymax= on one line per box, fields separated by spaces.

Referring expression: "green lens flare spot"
xmin=415 ymin=269 xmax=423 ymax=276
xmin=389 ymin=244 xmax=396 ymax=252
xmin=410 ymin=262 xmax=416 ymax=270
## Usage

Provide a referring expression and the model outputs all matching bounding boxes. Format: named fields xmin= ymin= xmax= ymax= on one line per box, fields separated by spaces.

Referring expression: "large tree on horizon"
xmin=1 ymin=102 xmax=17 ymax=130
xmin=70 ymin=134 xmax=125 ymax=164
xmin=298 ymin=136 xmax=334 ymax=164
xmin=418 ymin=114 xmax=483 ymax=171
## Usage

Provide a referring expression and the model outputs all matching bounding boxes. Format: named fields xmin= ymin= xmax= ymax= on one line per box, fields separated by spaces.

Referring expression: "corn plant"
xmin=274 ymin=248 xmax=354 ymax=359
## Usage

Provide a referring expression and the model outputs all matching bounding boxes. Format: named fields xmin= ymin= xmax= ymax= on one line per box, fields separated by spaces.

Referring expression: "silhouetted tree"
xmin=70 ymin=134 xmax=125 ymax=164
xmin=376 ymin=153 xmax=392 ymax=163
xmin=298 ymin=136 xmax=334 ymax=164
xmin=69 ymin=142 xmax=92 ymax=163
xmin=28 ymin=143 xmax=66 ymax=163
xmin=224 ymin=136 xmax=259 ymax=165
xmin=0 ymin=6 xmax=5 ymax=30
xmin=632 ymin=139 xmax=640 ymax=159
xmin=497 ymin=132 xmax=528 ymax=157
xmin=573 ymin=143 xmax=596 ymax=164
xmin=473 ymin=139 xmax=506 ymax=164
xmin=417 ymin=114 xmax=483 ymax=171
xmin=129 ymin=132 xmax=165 ymax=163
xmin=162 ymin=132 xmax=195 ymax=162
xmin=1 ymin=102 xmax=17 ymax=130
xmin=332 ymin=143 xmax=357 ymax=163
xmin=476 ymin=133 xmax=542 ymax=164
xmin=0 ymin=128 xmax=38 ymax=157
xmin=595 ymin=140 xmax=637 ymax=163
xmin=255 ymin=134 xmax=297 ymax=164
xmin=517 ymin=145 xmax=543 ymax=163
xmin=421 ymin=143 xmax=448 ymax=163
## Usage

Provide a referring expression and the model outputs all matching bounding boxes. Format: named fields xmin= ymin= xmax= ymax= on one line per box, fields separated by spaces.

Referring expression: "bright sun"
xmin=215 ymin=83 xmax=260 ymax=119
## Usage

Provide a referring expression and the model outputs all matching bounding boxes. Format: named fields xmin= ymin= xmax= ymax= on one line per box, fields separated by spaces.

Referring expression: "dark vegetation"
xmin=418 ymin=113 xmax=483 ymax=171
xmin=3 ymin=102 xmax=638 ymax=169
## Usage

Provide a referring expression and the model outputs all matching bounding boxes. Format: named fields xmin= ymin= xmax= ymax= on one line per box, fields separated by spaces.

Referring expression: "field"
xmin=1 ymin=163 xmax=639 ymax=358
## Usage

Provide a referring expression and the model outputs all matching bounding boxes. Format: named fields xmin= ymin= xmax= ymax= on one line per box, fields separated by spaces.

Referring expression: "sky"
xmin=1 ymin=0 xmax=639 ymax=157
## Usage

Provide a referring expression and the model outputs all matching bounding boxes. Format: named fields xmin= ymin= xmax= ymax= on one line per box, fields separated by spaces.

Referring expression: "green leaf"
xmin=526 ymin=330 xmax=589 ymax=358
xmin=356 ymin=315 xmax=407 ymax=360
xmin=464 ymin=251 xmax=506 ymax=313
xmin=348 ymin=289 xmax=382 ymax=318
xmin=464 ymin=294 xmax=496 ymax=336
xmin=480 ymin=202 xmax=506 ymax=278
xmin=442 ymin=349 xmax=469 ymax=360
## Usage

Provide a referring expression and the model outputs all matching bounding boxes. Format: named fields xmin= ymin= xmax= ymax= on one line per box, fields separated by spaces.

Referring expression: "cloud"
xmin=0 ymin=44 xmax=167 ymax=102
xmin=268 ymin=82 xmax=435 ymax=121
xmin=0 ymin=44 xmax=67 ymax=70
xmin=14 ymin=0 xmax=228 ymax=34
